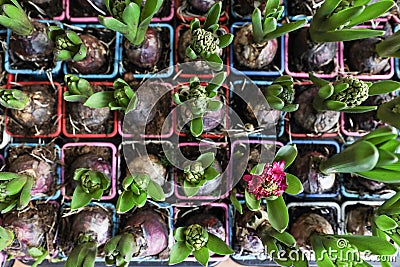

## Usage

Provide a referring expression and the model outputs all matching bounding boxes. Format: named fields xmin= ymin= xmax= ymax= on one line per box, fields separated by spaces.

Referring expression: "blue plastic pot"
xmin=287 ymin=139 xmax=341 ymax=199
xmin=230 ymin=22 xmax=284 ymax=77
xmin=4 ymin=20 xmax=63 ymax=76
xmin=63 ymin=24 xmax=120 ymax=79
xmin=119 ymin=23 xmax=174 ymax=79
xmin=4 ymin=143 xmax=61 ymax=201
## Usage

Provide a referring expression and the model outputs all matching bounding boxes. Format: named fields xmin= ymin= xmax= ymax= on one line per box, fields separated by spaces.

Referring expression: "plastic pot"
xmin=5 ymin=80 xmax=62 ymax=138
xmin=4 ymin=143 xmax=61 ymax=201
xmin=284 ymin=24 xmax=340 ymax=78
xmin=119 ymin=23 xmax=173 ymax=79
xmin=339 ymin=24 xmax=394 ymax=80
xmin=62 ymin=81 xmax=118 ymax=138
xmin=230 ymin=80 xmax=285 ymax=139
xmin=230 ymin=22 xmax=284 ymax=77
xmin=174 ymin=142 xmax=230 ymax=201
xmin=4 ymin=20 xmax=63 ymax=77
xmin=173 ymin=202 xmax=231 ymax=262
xmin=175 ymin=0 xmax=228 ymax=22
xmin=174 ymin=24 xmax=230 ymax=79
xmin=287 ymin=139 xmax=341 ymax=199
xmin=20 ymin=0 xmax=66 ymax=20
xmin=61 ymin=142 xmax=117 ymax=201
xmin=63 ymin=24 xmax=120 ymax=79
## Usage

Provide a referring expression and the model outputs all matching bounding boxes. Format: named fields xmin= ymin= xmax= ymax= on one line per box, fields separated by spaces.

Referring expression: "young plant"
xmin=309 ymin=0 xmax=394 ymax=42
xmin=234 ymin=0 xmax=306 ymax=69
xmin=0 ymin=172 xmax=35 ymax=213
xmin=376 ymin=30 xmax=400 ymax=58
xmin=181 ymin=152 xmax=220 ymax=197
xmin=231 ymin=144 xmax=303 ymax=233
xmin=262 ymin=75 xmax=299 ymax=112
xmin=186 ymin=2 xmax=233 ymax=71
xmin=84 ymin=78 xmax=137 ymax=112
xmin=319 ymin=126 xmax=400 ymax=183
xmin=98 ymin=0 xmax=163 ymax=45
xmin=0 ymin=88 xmax=29 ymax=110
xmin=309 ymin=72 xmax=400 ymax=113
xmin=377 ymin=95 xmax=400 ymax=129
xmin=173 ymin=72 xmax=225 ymax=137
xmin=64 ymin=74 xmax=94 ymax=103
xmin=0 ymin=0 xmax=33 ymax=36
xmin=47 ymin=26 xmax=87 ymax=61
xmin=116 ymin=174 xmax=165 ymax=213
xmin=169 ymin=223 xmax=234 ymax=266
xmin=70 ymin=168 xmax=111 ymax=210
xmin=104 ymin=210 xmax=168 ymax=266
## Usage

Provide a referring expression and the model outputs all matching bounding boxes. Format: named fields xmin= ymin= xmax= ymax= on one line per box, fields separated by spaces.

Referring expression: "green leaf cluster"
xmin=0 ymin=88 xmax=29 ymax=110
xmin=251 ymin=0 xmax=306 ymax=44
xmin=169 ymin=224 xmax=233 ymax=266
xmin=263 ymin=76 xmax=299 ymax=112
xmin=309 ymin=0 xmax=394 ymax=42
xmin=319 ymin=126 xmax=400 ymax=183
xmin=376 ymin=30 xmax=400 ymax=58
xmin=71 ymin=168 xmax=111 ymax=210
xmin=65 ymin=242 xmax=98 ymax=267
xmin=104 ymin=233 xmax=137 ymax=267
xmin=99 ymin=0 xmax=163 ymax=45
xmin=64 ymin=74 xmax=94 ymax=103
xmin=377 ymin=95 xmax=400 ymax=129
xmin=116 ymin=173 xmax=165 ymax=213
xmin=0 ymin=0 xmax=33 ymax=36
xmin=0 ymin=226 xmax=14 ymax=251
xmin=47 ymin=26 xmax=87 ymax=61
xmin=0 ymin=172 xmax=35 ymax=213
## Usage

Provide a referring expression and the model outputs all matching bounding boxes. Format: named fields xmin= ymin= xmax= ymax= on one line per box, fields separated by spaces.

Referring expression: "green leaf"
xmin=313 ymin=0 xmax=341 ymax=18
xmin=197 ymin=152 xmax=215 ymax=168
xmin=132 ymin=191 xmax=147 ymax=207
xmin=347 ymin=0 xmax=394 ymax=28
xmin=375 ymin=149 xmax=398 ymax=167
xmin=334 ymin=235 xmax=397 ymax=255
xmin=267 ymin=196 xmax=288 ymax=232
xmin=269 ymin=231 xmax=296 ymax=247
xmin=5 ymin=175 xmax=27 ymax=195
xmin=207 ymin=100 xmax=223 ymax=112
xmin=141 ymin=0 xmax=163 ymax=22
xmin=204 ymin=166 xmax=219 ymax=181
xmin=206 ymin=72 xmax=226 ymax=93
xmin=274 ymin=144 xmax=298 ymax=168
xmin=19 ymin=177 xmax=34 ymax=210
xmin=230 ymin=193 xmax=243 ymax=214
xmin=193 ymin=247 xmax=210 ymax=267
xmin=264 ymin=84 xmax=283 ymax=96
xmin=71 ymin=185 xmax=92 ymax=210
xmin=245 ymin=189 xmax=261 ymax=211
xmin=343 ymin=105 xmax=377 ymax=113
xmin=186 ymin=46 xmax=198 ymax=59
xmin=325 ymin=100 xmax=347 ymax=111
xmin=324 ymin=6 xmax=364 ymax=31
xmin=183 ymin=180 xmax=200 ymax=197
xmin=122 ymin=3 xmax=140 ymax=27
xmin=375 ymin=215 xmax=398 ymax=231
xmin=285 ymin=173 xmax=303 ymax=195
xmin=207 ymin=233 xmax=234 ymax=255
xmin=319 ymin=140 xmax=379 ymax=174
xmin=28 ymin=247 xmax=44 ymax=258
xmin=311 ymin=28 xmax=384 ymax=42
xmin=169 ymin=241 xmax=192 ymax=265
xmin=261 ymin=17 xmax=277 ymax=35
xmin=310 ymin=234 xmax=335 ymax=267
xmin=356 ymin=168 xmax=400 ymax=184
xmin=318 ymin=84 xmax=334 ymax=100
xmin=206 ymin=53 xmax=223 ymax=71
xmin=204 ymin=2 xmax=221 ymax=30
xmin=262 ymin=19 xmax=307 ymax=42
xmin=368 ymin=81 xmax=400 ymax=96
xmin=266 ymin=95 xmax=284 ymax=110
xmin=147 ymin=180 xmax=165 ymax=201
xmin=84 ymin=91 xmax=114 ymax=108
xmin=218 ymin=34 xmax=233 ymax=49
xmin=0 ymin=227 xmax=13 ymax=251
xmin=174 ymin=227 xmax=186 ymax=242
xmin=116 ymin=190 xmax=136 ymax=213
xmin=190 ymin=117 xmax=203 ymax=137
xmin=98 ymin=16 xmax=129 ymax=35
xmin=0 ymin=172 xmax=21 ymax=181
xmin=250 ymin=163 xmax=265 ymax=175
xmin=190 ymin=19 xmax=200 ymax=32
xmin=64 ymin=94 xmax=88 ymax=103
xmin=65 ymin=243 xmax=90 ymax=267
xmin=282 ymin=103 xmax=299 ymax=112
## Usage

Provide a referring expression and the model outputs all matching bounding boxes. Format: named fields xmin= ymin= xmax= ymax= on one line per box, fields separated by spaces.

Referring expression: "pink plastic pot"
xmin=174 ymin=142 xmax=230 ymax=201
xmin=5 ymin=79 xmax=62 ymax=138
xmin=174 ymin=24 xmax=230 ymax=79
xmin=66 ymin=0 xmax=174 ymax=22
xmin=61 ymin=142 xmax=117 ymax=201
xmin=173 ymin=82 xmax=230 ymax=139
xmin=176 ymin=0 xmax=228 ymax=22
xmin=62 ymin=82 xmax=118 ymax=139
xmin=173 ymin=202 xmax=231 ymax=262
xmin=339 ymin=24 xmax=395 ymax=80
xmin=285 ymin=81 xmax=340 ymax=139
xmin=284 ymin=24 xmax=340 ymax=78
xmin=118 ymin=82 xmax=174 ymax=139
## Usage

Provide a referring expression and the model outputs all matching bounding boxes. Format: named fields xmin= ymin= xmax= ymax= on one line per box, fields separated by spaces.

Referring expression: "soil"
xmin=232 ymin=0 xmax=266 ymax=18
xmin=6 ymin=84 xmax=59 ymax=137
xmin=6 ymin=143 xmax=59 ymax=197
xmin=288 ymin=28 xmax=337 ymax=74
xmin=288 ymin=143 xmax=339 ymax=195
xmin=286 ymin=0 xmax=324 ymax=17
xmin=66 ymin=26 xmax=116 ymax=75
xmin=58 ymin=205 xmax=114 ymax=257
xmin=176 ymin=144 xmax=229 ymax=197
xmin=344 ymin=204 xmax=375 ymax=236
xmin=290 ymin=85 xmax=340 ymax=135
xmin=62 ymin=145 xmax=113 ymax=196
xmin=21 ymin=0 xmax=63 ymax=19
xmin=65 ymin=84 xmax=114 ymax=135
xmin=119 ymin=142 xmax=174 ymax=196
xmin=343 ymin=94 xmax=395 ymax=134
xmin=174 ymin=205 xmax=226 ymax=241
xmin=121 ymin=83 xmax=172 ymax=137
xmin=122 ymin=27 xmax=171 ymax=76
